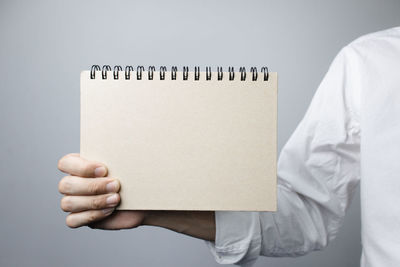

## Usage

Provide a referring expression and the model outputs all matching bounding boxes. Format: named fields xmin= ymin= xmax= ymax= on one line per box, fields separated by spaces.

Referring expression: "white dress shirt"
xmin=207 ymin=26 xmax=400 ymax=267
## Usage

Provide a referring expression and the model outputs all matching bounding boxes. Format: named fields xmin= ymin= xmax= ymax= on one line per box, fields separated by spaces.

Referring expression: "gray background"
xmin=0 ymin=0 xmax=399 ymax=266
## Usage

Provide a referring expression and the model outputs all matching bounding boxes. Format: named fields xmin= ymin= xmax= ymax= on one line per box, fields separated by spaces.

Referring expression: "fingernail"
xmin=94 ymin=166 xmax=106 ymax=177
xmin=106 ymin=180 xmax=119 ymax=192
xmin=102 ymin=208 xmax=114 ymax=215
xmin=106 ymin=194 xmax=119 ymax=205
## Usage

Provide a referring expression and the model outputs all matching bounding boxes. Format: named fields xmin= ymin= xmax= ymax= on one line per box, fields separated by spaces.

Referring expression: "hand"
xmin=57 ymin=153 xmax=146 ymax=229
xmin=58 ymin=153 xmax=215 ymax=240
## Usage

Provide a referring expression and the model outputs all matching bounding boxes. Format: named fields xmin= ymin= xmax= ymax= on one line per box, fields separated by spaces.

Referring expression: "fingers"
xmin=58 ymin=153 xmax=107 ymax=177
xmin=58 ymin=153 xmax=121 ymax=228
xmin=58 ymin=176 xmax=120 ymax=195
xmin=66 ymin=208 xmax=115 ymax=228
xmin=61 ymin=193 xmax=120 ymax=212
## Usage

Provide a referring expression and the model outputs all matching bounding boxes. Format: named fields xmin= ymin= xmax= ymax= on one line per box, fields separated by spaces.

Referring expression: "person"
xmin=58 ymin=26 xmax=400 ymax=267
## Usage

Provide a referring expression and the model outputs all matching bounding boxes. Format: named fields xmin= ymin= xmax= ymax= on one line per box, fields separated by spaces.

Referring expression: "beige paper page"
xmin=81 ymin=70 xmax=277 ymax=211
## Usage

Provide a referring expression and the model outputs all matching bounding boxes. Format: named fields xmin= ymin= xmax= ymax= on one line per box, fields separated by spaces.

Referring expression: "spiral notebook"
xmin=81 ymin=65 xmax=277 ymax=211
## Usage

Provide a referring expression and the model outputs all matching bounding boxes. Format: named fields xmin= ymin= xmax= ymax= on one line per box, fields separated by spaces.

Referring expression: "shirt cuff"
xmin=206 ymin=211 xmax=262 ymax=266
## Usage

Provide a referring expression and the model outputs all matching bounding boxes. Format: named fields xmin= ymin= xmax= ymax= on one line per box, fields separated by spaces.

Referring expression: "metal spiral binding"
xmin=228 ymin=67 xmax=235 ymax=81
xmin=239 ymin=67 xmax=246 ymax=81
xmin=90 ymin=65 xmax=100 ymax=79
xmin=102 ymin=65 xmax=111 ymax=79
xmin=183 ymin=66 xmax=189 ymax=80
xmin=160 ymin=66 xmax=166 ymax=80
xmin=137 ymin=66 xmax=144 ymax=80
xmin=89 ymin=65 xmax=269 ymax=81
xmin=217 ymin=67 xmax=223 ymax=80
xmin=148 ymin=66 xmax=155 ymax=80
xmin=206 ymin=67 xmax=212 ymax=80
xmin=250 ymin=67 xmax=257 ymax=81
xmin=261 ymin=67 xmax=269 ymax=81
xmin=125 ymin=66 xmax=133 ymax=80
xmin=113 ymin=65 xmax=122 ymax=79
xmin=194 ymin=66 xmax=200 ymax=81
xmin=171 ymin=66 xmax=177 ymax=80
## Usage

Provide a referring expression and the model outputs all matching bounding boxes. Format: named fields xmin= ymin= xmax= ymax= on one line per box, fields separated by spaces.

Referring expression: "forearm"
xmin=143 ymin=211 xmax=216 ymax=241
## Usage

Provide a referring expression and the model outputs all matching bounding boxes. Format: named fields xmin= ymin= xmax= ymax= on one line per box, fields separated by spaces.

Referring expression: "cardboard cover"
xmin=81 ymin=70 xmax=277 ymax=211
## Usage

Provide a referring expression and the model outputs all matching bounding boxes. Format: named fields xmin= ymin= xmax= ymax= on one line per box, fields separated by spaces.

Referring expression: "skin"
xmin=57 ymin=153 xmax=216 ymax=241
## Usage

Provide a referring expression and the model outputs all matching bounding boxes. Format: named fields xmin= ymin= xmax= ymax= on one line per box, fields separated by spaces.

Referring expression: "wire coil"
xmin=113 ymin=65 xmax=122 ymax=79
xmin=148 ymin=66 xmax=155 ymax=80
xmin=171 ymin=66 xmax=177 ymax=80
xmin=250 ymin=67 xmax=257 ymax=81
xmin=228 ymin=67 xmax=235 ymax=81
xmin=194 ymin=66 xmax=200 ymax=81
xmin=160 ymin=66 xmax=166 ymax=80
xmin=102 ymin=65 xmax=111 ymax=79
xmin=217 ymin=67 xmax=223 ymax=80
xmin=125 ymin=66 xmax=133 ymax=80
xmin=136 ymin=66 xmax=144 ymax=80
xmin=90 ymin=65 xmax=270 ymax=81
xmin=239 ymin=67 xmax=246 ymax=81
xmin=183 ymin=66 xmax=189 ymax=80
xmin=206 ymin=67 xmax=212 ymax=80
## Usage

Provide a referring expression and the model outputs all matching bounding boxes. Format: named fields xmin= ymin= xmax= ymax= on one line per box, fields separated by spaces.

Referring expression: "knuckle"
xmin=60 ymin=196 xmax=73 ymax=212
xmin=88 ymin=181 xmax=103 ymax=194
xmin=82 ymin=163 xmax=94 ymax=177
xmin=91 ymin=197 xmax=104 ymax=209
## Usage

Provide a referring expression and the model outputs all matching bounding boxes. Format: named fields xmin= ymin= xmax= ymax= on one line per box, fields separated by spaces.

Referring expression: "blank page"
xmin=81 ymin=70 xmax=277 ymax=211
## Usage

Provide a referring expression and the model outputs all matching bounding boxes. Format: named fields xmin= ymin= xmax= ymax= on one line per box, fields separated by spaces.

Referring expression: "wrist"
xmin=141 ymin=210 xmax=216 ymax=241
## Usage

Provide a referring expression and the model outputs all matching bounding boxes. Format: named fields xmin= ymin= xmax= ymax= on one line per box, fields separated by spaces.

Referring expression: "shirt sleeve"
xmin=206 ymin=46 xmax=362 ymax=266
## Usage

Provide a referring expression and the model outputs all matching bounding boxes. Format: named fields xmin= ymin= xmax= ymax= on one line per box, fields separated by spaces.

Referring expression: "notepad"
xmin=81 ymin=65 xmax=277 ymax=211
